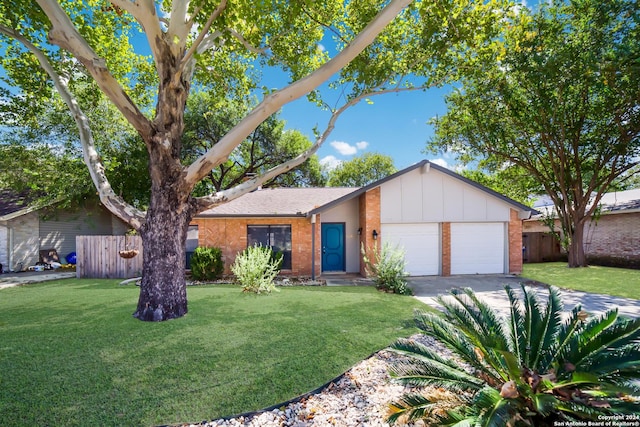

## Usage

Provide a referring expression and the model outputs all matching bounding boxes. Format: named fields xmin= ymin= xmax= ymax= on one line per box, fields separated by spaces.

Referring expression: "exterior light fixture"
xmin=372 ymin=229 xmax=378 ymax=240
xmin=357 ymin=227 xmax=362 ymax=235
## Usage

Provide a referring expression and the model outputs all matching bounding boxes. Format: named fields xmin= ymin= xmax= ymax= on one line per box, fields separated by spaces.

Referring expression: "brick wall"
xmin=192 ymin=216 xmax=315 ymax=276
xmin=508 ymin=209 xmax=523 ymax=274
xmin=359 ymin=188 xmax=380 ymax=277
xmin=524 ymin=212 xmax=640 ymax=267
xmin=585 ymin=212 xmax=640 ymax=265
xmin=441 ymin=222 xmax=451 ymax=276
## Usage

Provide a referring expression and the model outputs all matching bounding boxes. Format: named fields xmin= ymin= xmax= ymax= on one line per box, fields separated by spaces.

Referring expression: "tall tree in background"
xmin=0 ymin=97 xmax=151 ymax=209
xmin=428 ymin=0 xmax=640 ymax=268
xmin=1 ymin=0 xmax=511 ymax=320
xmin=459 ymin=167 xmax=540 ymax=207
xmin=326 ymin=152 xmax=396 ymax=187
xmin=182 ymin=92 xmax=325 ymax=192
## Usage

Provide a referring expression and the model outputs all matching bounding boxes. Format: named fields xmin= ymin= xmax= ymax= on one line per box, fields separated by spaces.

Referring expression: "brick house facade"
xmin=523 ymin=189 xmax=640 ymax=267
xmin=193 ymin=161 xmax=534 ymax=278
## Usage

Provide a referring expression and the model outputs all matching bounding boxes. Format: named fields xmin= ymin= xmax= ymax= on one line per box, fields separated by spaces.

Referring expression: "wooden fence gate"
xmin=76 ymin=235 xmax=143 ymax=278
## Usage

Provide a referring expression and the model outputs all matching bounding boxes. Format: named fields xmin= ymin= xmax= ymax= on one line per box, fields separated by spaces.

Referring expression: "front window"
xmin=247 ymin=225 xmax=292 ymax=270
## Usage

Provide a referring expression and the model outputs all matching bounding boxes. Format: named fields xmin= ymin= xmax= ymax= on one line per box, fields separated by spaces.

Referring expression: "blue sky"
xmin=1 ymin=1 xmax=542 ymax=174
xmin=0 ymin=38 xmax=454 ymax=173
xmin=276 ymin=83 xmax=454 ymax=171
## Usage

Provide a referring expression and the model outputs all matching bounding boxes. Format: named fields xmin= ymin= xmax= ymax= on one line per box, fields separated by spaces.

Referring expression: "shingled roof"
xmin=531 ymin=188 xmax=640 ymax=219
xmin=0 ymin=190 xmax=36 ymax=220
xmin=197 ymin=187 xmax=357 ymax=217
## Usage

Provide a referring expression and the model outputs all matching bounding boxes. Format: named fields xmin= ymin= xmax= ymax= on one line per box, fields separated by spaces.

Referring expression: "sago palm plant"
xmin=387 ymin=285 xmax=640 ymax=426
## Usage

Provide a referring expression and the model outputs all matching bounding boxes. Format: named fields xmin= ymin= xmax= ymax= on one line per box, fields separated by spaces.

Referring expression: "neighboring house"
xmin=192 ymin=160 xmax=535 ymax=278
xmin=523 ymin=188 xmax=640 ymax=268
xmin=0 ymin=190 xmax=129 ymax=272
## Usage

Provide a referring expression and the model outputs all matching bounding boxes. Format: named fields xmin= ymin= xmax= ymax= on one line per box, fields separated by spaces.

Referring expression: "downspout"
xmin=311 ymin=214 xmax=316 ymax=280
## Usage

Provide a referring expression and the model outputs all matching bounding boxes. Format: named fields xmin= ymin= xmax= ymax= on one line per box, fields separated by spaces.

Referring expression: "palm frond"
xmin=389 ymin=338 xmax=463 ymax=369
xmin=413 ymin=310 xmax=503 ymax=383
xmin=556 ymin=400 xmax=612 ymax=419
xmin=607 ymin=397 xmax=640 ymax=414
xmin=437 ymin=289 xmax=511 ymax=379
xmin=435 ymin=293 xmax=488 ymax=342
xmin=531 ymin=286 xmax=564 ymax=371
xmin=461 ymin=287 xmax=511 ymax=351
xmin=586 ymin=347 xmax=640 ymax=380
xmin=473 ymin=386 xmax=517 ymax=427
xmin=532 ymin=393 xmax=560 ymax=417
xmin=521 ymin=285 xmax=545 ymax=367
xmin=387 ymin=393 xmax=438 ymax=424
xmin=506 ymin=286 xmax=526 ymax=361
xmin=549 ymin=305 xmax=585 ymax=375
xmin=566 ymin=314 xmax=640 ymax=372
xmin=389 ymin=358 xmax=484 ymax=391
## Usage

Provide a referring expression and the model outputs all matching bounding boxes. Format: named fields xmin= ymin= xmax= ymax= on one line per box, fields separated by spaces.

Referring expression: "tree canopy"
xmin=427 ymin=0 xmax=640 ymax=267
xmin=182 ymin=91 xmax=325 ymax=193
xmin=326 ymin=152 xmax=396 ymax=187
xmin=0 ymin=0 xmax=514 ymax=320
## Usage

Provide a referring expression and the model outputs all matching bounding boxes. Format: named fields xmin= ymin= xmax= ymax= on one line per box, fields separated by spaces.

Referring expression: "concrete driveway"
xmin=409 ymin=274 xmax=640 ymax=319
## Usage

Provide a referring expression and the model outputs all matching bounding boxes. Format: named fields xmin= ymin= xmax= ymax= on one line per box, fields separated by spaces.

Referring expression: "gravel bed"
xmin=182 ymin=335 xmax=442 ymax=427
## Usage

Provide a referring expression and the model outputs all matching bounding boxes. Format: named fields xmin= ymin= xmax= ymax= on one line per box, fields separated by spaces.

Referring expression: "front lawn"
xmin=0 ymin=280 xmax=427 ymax=426
xmin=522 ymin=262 xmax=640 ymax=300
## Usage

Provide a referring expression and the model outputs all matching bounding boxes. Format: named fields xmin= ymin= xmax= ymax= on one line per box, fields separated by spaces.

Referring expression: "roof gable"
xmin=310 ymin=160 xmax=536 ymax=216
xmin=196 ymin=160 xmax=536 ymax=219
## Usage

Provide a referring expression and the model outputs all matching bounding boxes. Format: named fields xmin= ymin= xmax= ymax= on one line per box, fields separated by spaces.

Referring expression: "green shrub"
xmin=189 ymin=246 xmax=224 ymax=281
xmin=231 ymin=245 xmax=282 ymax=294
xmin=361 ymin=242 xmax=411 ymax=295
xmin=387 ymin=285 xmax=640 ymax=425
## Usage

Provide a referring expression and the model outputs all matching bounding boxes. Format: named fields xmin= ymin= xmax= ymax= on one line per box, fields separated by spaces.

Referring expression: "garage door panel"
xmin=451 ymin=223 xmax=504 ymax=274
xmin=382 ymin=223 xmax=439 ymax=276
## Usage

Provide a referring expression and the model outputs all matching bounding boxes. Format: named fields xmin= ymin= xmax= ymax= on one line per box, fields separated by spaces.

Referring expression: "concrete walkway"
xmin=324 ymin=274 xmax=640 ymax=319
xmin=0 ymin=270 xmax=76 ymax=289
xmin=409 ymin=274 xmax=640 ymax=319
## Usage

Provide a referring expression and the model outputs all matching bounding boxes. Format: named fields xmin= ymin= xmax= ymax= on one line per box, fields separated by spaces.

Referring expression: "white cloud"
xmin=430 ymin=158 xmax=449 ymax=169
xmin=317 ymin=43 xmax=326 ymax=52
xmin=355 ymin=141 xmax=369 ymax=150
xmin=319 ymin=155 xmax=342 ymax=171
xmin=329 ymin=140 xmax=370 ymax=156
xmin=330 ymin=141 xmax=358 ymax=156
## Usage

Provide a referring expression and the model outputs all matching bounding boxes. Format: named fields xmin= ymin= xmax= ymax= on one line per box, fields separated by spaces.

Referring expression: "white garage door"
xmin=382 ymin=223 xmax=439 ymax=276
xmin=451 ymin=223 xmax=505 ymax=274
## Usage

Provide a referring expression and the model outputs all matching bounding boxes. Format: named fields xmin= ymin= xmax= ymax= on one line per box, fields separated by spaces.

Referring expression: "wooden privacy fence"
xmin=76 ymin=235 xmax=143 ymax=279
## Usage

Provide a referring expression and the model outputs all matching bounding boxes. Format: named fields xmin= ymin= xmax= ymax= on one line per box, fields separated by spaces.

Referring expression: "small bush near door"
xmin=231 ymin=244 xmax=282 ymax=294
xmin=361 ymin=242 xmax=412 ymax=295
xmin=190 ymin=247 xmax=224 ymax=281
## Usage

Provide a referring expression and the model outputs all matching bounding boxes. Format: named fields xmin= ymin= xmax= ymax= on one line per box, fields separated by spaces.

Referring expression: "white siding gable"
xmin=381 ymin=167 xmax=511 ymax=223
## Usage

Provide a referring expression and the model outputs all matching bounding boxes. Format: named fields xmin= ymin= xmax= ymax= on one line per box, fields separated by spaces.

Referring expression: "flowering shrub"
xmin=361 ymin=242 xmax=411 ymax=295
xmin=231 ymin=245 xmax=282 ymax=294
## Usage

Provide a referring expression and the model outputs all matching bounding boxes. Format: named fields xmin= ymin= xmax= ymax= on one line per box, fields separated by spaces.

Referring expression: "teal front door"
xmin=321 ymin=223 xmax=345 ymax=272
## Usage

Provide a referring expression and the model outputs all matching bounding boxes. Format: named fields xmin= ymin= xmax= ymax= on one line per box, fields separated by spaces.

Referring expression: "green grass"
xmin=522 ymin=262 xmax=640 ymax=300
xmin=0 ymin=280 xmax=428 ymax=426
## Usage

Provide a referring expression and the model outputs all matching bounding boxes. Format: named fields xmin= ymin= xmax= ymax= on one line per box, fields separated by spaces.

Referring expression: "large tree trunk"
xmin=567 ymin=219 xmax=587 ymax=268
xmin=133 ymin=190 xmax=193 ymax=321
xmin=133 ymin=124 xmax=194 ymax=321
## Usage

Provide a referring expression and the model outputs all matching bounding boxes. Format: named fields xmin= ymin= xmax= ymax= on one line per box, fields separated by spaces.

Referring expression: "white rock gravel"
xmin=184 ymin=336 xmax=436 ymax=427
